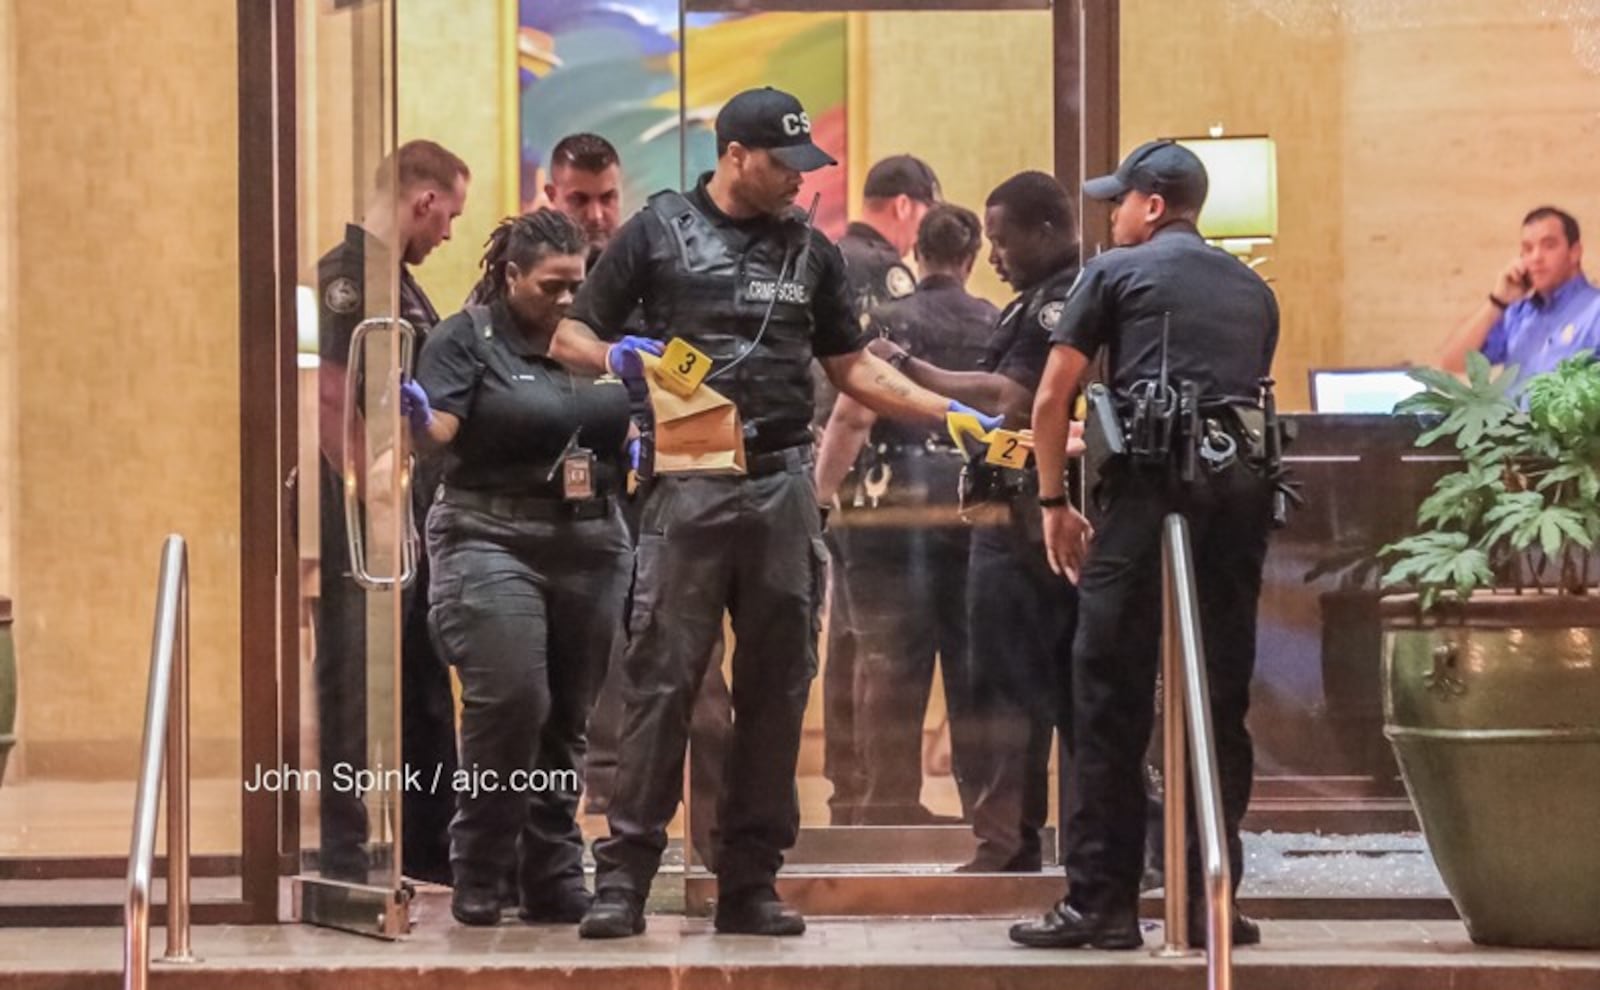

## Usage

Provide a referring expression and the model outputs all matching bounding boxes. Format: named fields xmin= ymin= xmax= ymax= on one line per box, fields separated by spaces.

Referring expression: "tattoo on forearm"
xmin=871 ymin=372 xmax=913 ymax=401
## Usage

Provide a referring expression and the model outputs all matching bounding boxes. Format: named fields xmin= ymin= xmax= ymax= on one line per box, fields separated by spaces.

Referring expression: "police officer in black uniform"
xmin=314 ymin=139 xmax=469 ymax=886
xmin=819 ymin=154 xmax=939 ymax=826
xmin=403 ymin=208 xmax=633 ymax=926
xmin=548 ymin=87 xmax=990 ymax=939
xmin=875 ymin=172 xmax=1082 ymax=872
xmin=537 ymin=135 xmax=734 ymax=870
xmin=815 ymin=202 xmax=993 ymax=826
xmin=1013 ymin=140 xmax=1280 ymax=950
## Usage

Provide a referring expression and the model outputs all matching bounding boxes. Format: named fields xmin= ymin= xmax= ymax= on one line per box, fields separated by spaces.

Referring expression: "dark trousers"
xmin=839 ymin=517 xmax=971 ymax=821
xmin=587 ymin=647 xmax=730 ymax=867
xmin=401 ymin=469 xmax=458 ymax=886
xmin=314 ymin=465 xmax=457 ymax=885
xmin=314 ymin=467 xmax=370 ymax=881
xmin=426 ymin=499 xmax=630 ymax=898
xmin=594 ymin=458 xmax=825 ymax=900
xmin=962 ymin=508 xmax=1076 ymax=869
xmin=1064 ymin=463 xmax=1272 ymax=915
xmin=821 ymin=525 xmax=864 ymax=824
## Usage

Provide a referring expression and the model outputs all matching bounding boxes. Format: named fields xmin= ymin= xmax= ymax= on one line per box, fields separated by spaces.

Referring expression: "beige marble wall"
xmin=8 ymin=0 xmax=241 ymax=780
xmin=397 ymin=0 xmax=513 ymax=312
xmin=0 ymin=0 xmax=18 ymax=610
xmin=859 ymin=10 xmax=1055 ymax=308
xmin=1339 ymin=2 xmax=1600 ymax=374
xmin=1123 ymin=1 xmax=1600 ymax=410
xmin=1122 ymin=0 xmax=1346 ymax=411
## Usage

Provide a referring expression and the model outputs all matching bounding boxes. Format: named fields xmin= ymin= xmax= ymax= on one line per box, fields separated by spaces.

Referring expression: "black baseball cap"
xmin=863 ymin=154 xmax=941 ymax=204
xmin=1083 ymin=139 xmax=1209 ymax=211
xmin=715 ymin=87 xmax=837 ymax=172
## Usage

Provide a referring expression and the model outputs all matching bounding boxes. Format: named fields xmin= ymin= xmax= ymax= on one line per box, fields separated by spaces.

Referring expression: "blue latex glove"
xmin=399 ymin=377 xmax=432 ymax=432
xmin=945 ymin=399 xmax=1003 ymax=454
xmin=626 ymin=437 xmax=642 ymax=472
xmin=606 ymin=335 xmax=666 ymax=381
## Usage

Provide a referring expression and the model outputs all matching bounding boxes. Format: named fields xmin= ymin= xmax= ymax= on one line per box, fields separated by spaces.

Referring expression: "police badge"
xmin=886 ymin=265 xmax=916 ymax=300
xmin=324 ymin=276 xmax=361 ymax=315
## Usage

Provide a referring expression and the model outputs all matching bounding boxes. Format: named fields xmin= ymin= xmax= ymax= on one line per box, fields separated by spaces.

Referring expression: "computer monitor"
xmin=1308 ymin=367 xmax=1426 ymax=413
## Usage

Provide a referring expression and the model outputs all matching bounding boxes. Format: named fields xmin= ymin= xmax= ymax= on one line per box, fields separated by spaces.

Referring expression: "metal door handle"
xmin=342 ymin=317 xmax=418 ymax=590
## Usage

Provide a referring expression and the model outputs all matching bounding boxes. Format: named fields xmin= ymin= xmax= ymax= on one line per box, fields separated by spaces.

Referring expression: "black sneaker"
xmin=714 ymin=887 xmax=806 ymax=936
xmin=451 ymin=885 xmax=503 ymax=927
xmin=519 ymin=885 xmax=593 ymax=924
xmin=578 ymin=888 xmax=646 ymax=939
xmin=1008 ymin=899 xmax=1143 ymax=950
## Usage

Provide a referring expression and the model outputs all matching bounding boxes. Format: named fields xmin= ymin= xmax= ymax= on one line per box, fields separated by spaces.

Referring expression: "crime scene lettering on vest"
xmin=742 ymin=278 xmax=812 ymax=305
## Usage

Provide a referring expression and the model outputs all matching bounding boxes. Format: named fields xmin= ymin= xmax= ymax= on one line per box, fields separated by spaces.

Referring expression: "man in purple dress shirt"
xmin=1441 ymin=206 xmax=1600 ymax=387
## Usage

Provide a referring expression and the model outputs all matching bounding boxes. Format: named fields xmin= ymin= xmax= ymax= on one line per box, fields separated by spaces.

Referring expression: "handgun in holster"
xmin=1258 ymin=377 xmax=1303 ymax=528
xmin=1083 ymin=381 xmax=1126 ymax=481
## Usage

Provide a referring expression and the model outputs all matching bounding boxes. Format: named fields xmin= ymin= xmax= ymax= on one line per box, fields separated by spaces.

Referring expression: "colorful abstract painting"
xmin=518 ymin=1 xmax=848 ymax=237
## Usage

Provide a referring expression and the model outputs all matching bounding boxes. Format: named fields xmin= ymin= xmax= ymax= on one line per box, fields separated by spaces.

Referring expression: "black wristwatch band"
xmin=1488 ymin=293 xmax=1510 ymax=310
xmin=1038 ymin=494 xmax=1069 ymax=508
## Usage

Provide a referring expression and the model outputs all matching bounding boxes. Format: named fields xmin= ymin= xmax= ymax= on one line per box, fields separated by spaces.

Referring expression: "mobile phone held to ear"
xmin=1521 ymin=271 xmax=1533 ymax=291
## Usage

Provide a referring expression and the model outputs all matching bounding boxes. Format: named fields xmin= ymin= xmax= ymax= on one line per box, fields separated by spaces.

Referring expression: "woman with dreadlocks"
xmin=403 ymin=208 xmax=632 ymax=927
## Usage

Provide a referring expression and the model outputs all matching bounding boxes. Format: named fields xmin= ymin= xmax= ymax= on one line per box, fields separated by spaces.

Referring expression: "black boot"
xmin=451 ymin=885 xmax=502 ymax=927
xmin=519 ymin=884 xmax=593 ymax=924
xmin=1009 ymin=899 xmax=1143 ymax=950
xmin=578 ymin=888 xmax=646 ymax=939
xmin=714 ymin=887 xmax=806 ymax=936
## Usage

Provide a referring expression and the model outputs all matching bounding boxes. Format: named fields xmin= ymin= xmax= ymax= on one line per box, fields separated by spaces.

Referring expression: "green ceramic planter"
xmin=1383 ymin=593 xmax=1600 ymax=948
xmin=0 ymin=597 xmax=14 ymax=789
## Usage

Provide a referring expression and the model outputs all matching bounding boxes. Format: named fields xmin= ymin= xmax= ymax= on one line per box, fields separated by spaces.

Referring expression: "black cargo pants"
xmin=1063 ymin=461 xmax=1272 ymax=916
xmin=593 ymin=449 xmax=825 ymax=900
xmin=426 ymin=495 xmax=631 ymax=900
xmin=962 ymin=498 xmax=1077 ymax=870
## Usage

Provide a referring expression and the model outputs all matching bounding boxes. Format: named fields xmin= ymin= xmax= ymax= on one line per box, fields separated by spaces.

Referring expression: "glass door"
xmin=291 ymin=0 xmax=415 ymax=938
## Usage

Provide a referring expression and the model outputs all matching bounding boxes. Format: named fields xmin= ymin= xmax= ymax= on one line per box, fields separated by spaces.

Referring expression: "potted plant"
xmin=1379 ymin=350 xmax=1600 ymax=948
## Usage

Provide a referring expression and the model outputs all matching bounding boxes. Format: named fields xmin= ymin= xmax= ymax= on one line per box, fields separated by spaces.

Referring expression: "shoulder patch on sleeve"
xmin=1039 ymin=299 xmax=1065 ymax=331
xmin=885 ymin=264 xmax=916 ymax=300
xmin=324 ymin=276 xmax=361 ymax=315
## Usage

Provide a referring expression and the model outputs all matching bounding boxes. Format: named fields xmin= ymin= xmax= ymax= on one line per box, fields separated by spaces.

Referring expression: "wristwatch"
xmin=886 ymin=349 xmax=911 ymax=371
xmin=1488 ymin=293 xmax=1510 ymax=310
xmin=1038 ymin=494 xmax=1069 ymax=508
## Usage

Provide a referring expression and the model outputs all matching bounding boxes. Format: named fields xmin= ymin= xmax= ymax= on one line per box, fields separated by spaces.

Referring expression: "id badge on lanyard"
xmin=550 ymin=429 xmax=596 ymax=502
xmin=562 ymin=448 xmax=595 ymax=501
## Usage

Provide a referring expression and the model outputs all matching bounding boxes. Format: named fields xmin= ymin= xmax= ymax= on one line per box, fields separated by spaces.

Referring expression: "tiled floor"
xmin=5 ymin=917 xmax=1600 ymax=989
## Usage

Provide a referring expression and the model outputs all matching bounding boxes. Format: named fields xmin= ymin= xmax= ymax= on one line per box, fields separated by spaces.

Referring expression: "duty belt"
xmin=745 ymin=443 xmax=815 ymax=477
xmin=437 ymin=486 xmax=615 ymax=521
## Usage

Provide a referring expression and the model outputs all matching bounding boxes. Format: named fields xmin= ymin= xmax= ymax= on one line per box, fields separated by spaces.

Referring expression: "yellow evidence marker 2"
xmin=985 ymin=429 xmax=1033 ymax=468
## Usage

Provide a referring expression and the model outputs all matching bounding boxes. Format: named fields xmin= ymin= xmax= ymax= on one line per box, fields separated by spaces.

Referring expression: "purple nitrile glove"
xmin=399 ymin=377 xmax=433 ymax=432
xmin=606 ymin=335 xmax=666 ymax=381
xmin=626 ymin=437 xmax=642 ymax=472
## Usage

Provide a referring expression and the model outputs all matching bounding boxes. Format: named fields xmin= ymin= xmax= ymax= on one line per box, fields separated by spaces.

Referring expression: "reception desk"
xmin=1246 ymin=414 xmax=1451 ymax=830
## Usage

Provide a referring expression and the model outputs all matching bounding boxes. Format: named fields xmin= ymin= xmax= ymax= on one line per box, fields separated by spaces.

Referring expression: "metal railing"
xmin=124 ymin=536 xmax=195 ymax=990
xmin=1157 ymin=514 xmax=1234 ymax=990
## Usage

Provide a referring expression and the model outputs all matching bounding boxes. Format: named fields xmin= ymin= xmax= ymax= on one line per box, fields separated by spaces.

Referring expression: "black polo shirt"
xmin=416 ymin=301 xmax=631 ymax=497
xmin=1050 ymin=223 xmax=1279 ymax=401
xmin=569 ymin=174 xmax=863 ymax=360
xmin=978 ymin=258 xmax=1081 ymax=427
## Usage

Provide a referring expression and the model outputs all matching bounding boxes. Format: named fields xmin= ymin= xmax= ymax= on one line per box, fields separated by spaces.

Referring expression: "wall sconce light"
xmin=1173 ymin=129 xmax=1278 ymax=267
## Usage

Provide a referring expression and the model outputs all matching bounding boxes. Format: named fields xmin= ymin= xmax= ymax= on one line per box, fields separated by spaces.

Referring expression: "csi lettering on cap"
xmin=715 ymin=87 xmax=837 ymax=173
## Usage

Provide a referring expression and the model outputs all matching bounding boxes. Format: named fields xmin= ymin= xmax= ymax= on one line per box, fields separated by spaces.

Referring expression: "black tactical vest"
xmin=639 ymin=190 xmax=822 ymax=454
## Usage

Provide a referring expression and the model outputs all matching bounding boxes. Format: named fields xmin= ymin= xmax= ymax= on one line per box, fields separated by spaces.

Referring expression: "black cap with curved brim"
xmin=715 ymin=87 xmax=837 ymax=173
xmin=1083 ymin=139 xmax=1209 ymax=212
